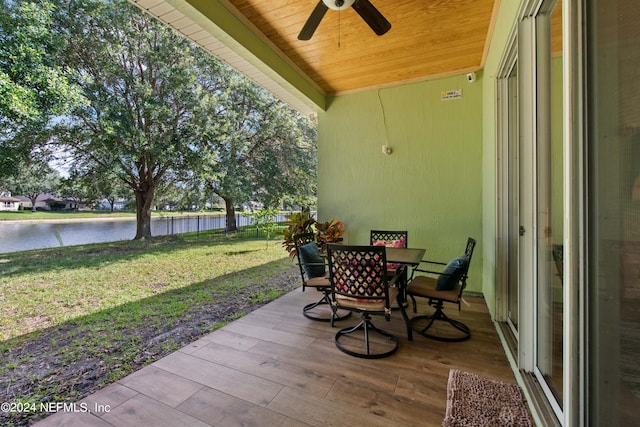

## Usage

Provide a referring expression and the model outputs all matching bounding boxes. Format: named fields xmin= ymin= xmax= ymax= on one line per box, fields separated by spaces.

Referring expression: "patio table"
xmin=385 ymin=247 xmax=426 ymax=305
xmin=385 ymin=247 xmax=425 ymax=267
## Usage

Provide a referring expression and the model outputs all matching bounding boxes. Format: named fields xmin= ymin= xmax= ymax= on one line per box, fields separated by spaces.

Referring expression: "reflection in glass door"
xmin=534 ymin=0 xmax=564 ymax=414
xmin=587 ymin=0 xmax=640 ymax=424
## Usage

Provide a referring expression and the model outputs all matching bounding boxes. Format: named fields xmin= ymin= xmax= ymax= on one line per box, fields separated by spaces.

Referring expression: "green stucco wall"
xmin=317 ymin=76 xmax=484 ymax=292
xmin=315 ymin=0 xmax=527 ymax=304
xmin=481 ymin=0 xmax=524 ymax=316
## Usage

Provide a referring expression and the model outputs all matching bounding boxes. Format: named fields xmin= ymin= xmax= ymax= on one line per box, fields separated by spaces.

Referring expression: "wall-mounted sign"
xmin=441 ymin=89 xmax=462 ymax=101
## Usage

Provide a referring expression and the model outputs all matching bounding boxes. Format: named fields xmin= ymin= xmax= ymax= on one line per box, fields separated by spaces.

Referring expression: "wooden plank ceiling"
xmin=226 ymin=0 xmax=499 ymax=95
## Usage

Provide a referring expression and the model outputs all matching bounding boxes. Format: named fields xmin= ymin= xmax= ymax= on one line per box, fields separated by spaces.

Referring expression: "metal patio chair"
xmin=406 ymin=237 xmax=476 ymax=342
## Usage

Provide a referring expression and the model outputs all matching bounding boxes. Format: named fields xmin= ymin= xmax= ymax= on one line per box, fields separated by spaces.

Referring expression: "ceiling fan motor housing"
xmin=323 ymin=0 xmax=355 ymax=11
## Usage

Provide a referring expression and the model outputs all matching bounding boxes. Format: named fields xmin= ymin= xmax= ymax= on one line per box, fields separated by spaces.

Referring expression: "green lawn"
xmin=0 ymin=233 xmax=291 ymax=340
xmin=0 ymin=232 xmax=299 ymax=425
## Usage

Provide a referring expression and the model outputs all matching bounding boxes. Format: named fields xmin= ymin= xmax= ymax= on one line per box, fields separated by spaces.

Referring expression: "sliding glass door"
xmin=498 ymin=0 xmax=564 ymax=421
xmin=586 ymin=0 xmax=640 ymax=423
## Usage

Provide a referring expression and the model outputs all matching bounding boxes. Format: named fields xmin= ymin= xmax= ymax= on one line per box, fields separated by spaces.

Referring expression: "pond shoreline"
xmin=0 ymin=216 xmax=136 ymax=224
xmin=0 ymin=213 xmax=282 ymax=254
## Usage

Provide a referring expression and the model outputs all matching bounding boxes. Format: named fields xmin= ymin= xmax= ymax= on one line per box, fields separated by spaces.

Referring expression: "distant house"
xmin=15 ymin=193 xmax=77 ymax=211
xmin=0 ymin=192 xmax=22 ymax=211
xmin=16 ymin=193 xmax=51 ymax=211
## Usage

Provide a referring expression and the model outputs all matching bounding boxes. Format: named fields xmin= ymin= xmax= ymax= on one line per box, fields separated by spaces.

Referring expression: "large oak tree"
xmin=53 ymin=0 xmax=224 ymax=239
xmin=200 ymin=72 xmax=317 ymax=232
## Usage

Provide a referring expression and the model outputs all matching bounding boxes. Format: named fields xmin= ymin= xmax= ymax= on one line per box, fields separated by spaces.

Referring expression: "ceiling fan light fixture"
xmin=322 ymin=0 xmax=355 ymax=11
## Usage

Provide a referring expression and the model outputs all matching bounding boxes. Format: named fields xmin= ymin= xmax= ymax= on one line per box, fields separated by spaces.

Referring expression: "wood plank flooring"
xmin=36 ymin=288 xmax=518 ymax=427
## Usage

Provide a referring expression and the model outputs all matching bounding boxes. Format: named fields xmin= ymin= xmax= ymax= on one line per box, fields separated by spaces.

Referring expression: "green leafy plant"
xmin=315 ymin=219 xmax=345 ymax=252
xmin=281 ymin=211 xmax=316 ymax=257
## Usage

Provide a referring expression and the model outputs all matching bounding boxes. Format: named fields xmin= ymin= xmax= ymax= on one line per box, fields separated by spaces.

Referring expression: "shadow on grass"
xmin=0 ymin=231 xmax=282 ymax=279
xmin=0 ymin=258 xmax=300 ymax=426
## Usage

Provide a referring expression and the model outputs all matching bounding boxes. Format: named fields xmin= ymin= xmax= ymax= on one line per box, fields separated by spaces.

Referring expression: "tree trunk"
xmin=134 ymin=184 xmax=155 ymax=240
xmin=29 ymin=194 xmax=39 ymax=212
xmin=223 ymin=197 xmax=237 ymax=232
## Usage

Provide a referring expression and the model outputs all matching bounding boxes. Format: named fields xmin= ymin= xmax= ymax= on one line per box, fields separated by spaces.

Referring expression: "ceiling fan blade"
xmin=298 ymin=1 xmax=329 ymax=40
xmin=351 ymin=0 xmax=391 ymax=36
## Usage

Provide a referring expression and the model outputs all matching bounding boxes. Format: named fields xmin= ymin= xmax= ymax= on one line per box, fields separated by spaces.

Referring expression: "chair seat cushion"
xmin=436 ymin=255 xmax=469 ymax=291
xmin=336 ymin=287 xmax=399 ymax=311
xmin=408 ymin=276 xmax=460 ymax=303
xmin=298 ymin=242 xmax=325 ymax=278
xmin=305 ymin=275 xmax=330 ymax=288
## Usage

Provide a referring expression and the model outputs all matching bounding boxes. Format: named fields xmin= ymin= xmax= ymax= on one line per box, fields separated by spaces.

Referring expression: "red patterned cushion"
xmin=371 ymin=239 xmax=406 ymax=270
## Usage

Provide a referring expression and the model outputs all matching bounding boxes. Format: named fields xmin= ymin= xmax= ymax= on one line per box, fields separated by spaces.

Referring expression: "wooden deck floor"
xmin=36 ymin=288 xmax=518 ymax=427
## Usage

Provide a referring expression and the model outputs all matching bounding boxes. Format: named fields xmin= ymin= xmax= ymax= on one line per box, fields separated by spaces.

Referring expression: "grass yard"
xmin=0 ymin=210 xmax=135 ymax=221
xmin=0 ymin=232 xmax=299 ymax=426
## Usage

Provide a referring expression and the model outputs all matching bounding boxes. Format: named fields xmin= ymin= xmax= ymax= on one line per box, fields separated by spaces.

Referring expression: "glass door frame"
xmin=520 ymin=0 xmax=565 ymax=419
xmin=495 ymin=0 xmax=587 ymax=424
xmin=496 ymin=0 xmax=586 ymax=425
xmin=496 ymin=28 xmax=519 ymax=340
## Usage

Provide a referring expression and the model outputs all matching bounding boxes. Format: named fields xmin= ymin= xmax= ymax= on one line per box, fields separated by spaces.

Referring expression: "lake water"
xmin=0 ymin=214 xmax=274 ymax=254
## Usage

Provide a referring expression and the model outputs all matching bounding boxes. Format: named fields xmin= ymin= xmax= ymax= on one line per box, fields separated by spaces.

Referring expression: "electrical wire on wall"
xmin=377 ymin=89 xmax=390 ymax=148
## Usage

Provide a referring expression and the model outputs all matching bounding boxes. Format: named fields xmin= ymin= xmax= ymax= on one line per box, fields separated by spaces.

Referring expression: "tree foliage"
xmin=2 ymin=0 xmax=318 ymax=241
xmin=200 ymin=72 xmax=317 ymax=231
xmin=250 ymin=207 xmax=279 ymax=248
xmin=0 ymin=0 xmax=85 ymax=179
xmin=59 ymin=167 xmax=129 ymax=210
xmin=52 ymin=0 xmax=225 ymax=238
xmin=3 ymin=160 xmax=61 ymax=210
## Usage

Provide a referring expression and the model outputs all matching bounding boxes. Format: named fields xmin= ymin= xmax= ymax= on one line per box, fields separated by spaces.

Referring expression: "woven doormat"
xmin=443 ymin=369 xmax=532 ymax=427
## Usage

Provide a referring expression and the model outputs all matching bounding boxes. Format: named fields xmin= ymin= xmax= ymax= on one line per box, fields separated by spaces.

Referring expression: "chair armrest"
xmin=419 ymin=259 xmax=447 ymax=266
xmin=294 ymin=254 xmax=328 ymax=267
xmin=412 ymin=270 xmax=468 ymax=278
xmin=413 ymin=269 xmax=446 ymax=276
xmin=297 ymin=261 xmax=327 ymax=266
xmin=408 ymin=259 xmax=447 ymax=280
xmin=296 ymin=261 xmax=328 ymax=276
xmin=409 ymin=269 xmax=468 ymax=285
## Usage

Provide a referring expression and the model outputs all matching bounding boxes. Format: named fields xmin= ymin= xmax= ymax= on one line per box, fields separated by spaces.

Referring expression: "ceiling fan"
xmin=298 ymin=0 xmax=391 ymax=41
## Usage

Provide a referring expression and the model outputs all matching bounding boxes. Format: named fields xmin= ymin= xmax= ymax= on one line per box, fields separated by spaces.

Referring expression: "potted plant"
xmin=315 ymin=219 xmax=345 ymax=252
xmin=281 ymin=211 xmax=316 ymax=257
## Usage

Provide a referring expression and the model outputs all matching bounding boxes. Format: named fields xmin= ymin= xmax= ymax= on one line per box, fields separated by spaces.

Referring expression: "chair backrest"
xmin=458 ymin=238 xmax=477 ymax=294
xmin=370 ymin=230 xmax=408 ymax=248
xmin=294 ymin=232 xmax=316 ymax=250
xmin=327 ymin=244 xmax=391 ymax=307
xmin=293 ymin=232 xmax=318 ymax=282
